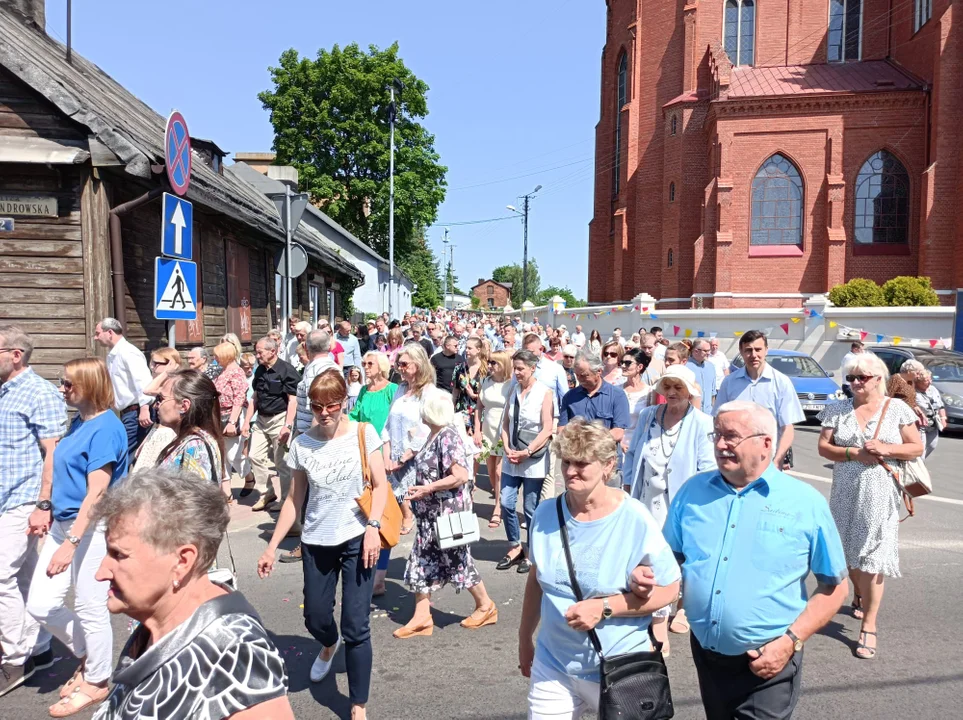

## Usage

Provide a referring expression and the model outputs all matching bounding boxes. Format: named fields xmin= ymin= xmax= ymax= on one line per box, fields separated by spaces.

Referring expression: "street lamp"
xmin=507 ymin=184 xmax=542 ymax=303
xmin=387 ymin=78 xmax=405 ymax=319
xmin=442 ymin=227 xmax=454 ymax=310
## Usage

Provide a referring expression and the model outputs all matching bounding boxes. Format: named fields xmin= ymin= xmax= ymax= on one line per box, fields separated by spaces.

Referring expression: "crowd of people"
xmin=0 ymin=308 xmax=938 ymax=719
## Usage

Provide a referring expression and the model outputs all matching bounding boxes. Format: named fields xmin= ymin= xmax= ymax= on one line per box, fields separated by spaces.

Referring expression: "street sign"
xmin=154 ymin=257 xmax=197 ymax=320
xmin=269 ymin=192 xmax=309 ymax=232
xmin=273 ymin=242 xmax=309 ymax=278
xmin=0 ymin=218 xmax=13 ymax=232
xmin=161 ymin=192 xmax=193 ymax=259
xmin=165 ymin=111 xmax=192 ymax=196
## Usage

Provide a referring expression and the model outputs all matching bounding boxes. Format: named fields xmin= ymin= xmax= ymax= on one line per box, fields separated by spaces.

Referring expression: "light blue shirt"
xmin=686 ymin=359 xmax=717 ymax=414
xmin=336 ymin=332 xmax=363 ymax=370
xmin=663 ymin=464 xmax=847 ymax=656
xmin=712 ymin=362 xmax=805 ymax=437
xmin=52 ymin=412 xmax=129 ymax=522
xmin=530 ymin=495 xmax=681 ymax=680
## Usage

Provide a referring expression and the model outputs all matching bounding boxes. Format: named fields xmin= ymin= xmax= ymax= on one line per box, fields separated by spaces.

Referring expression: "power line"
xmin=429 ymin=215 xmax=519 ymax=227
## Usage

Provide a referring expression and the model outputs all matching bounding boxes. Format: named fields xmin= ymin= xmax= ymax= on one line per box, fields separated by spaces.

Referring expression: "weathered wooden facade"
xmin=0 ymin=1 xmax=363 ymax=380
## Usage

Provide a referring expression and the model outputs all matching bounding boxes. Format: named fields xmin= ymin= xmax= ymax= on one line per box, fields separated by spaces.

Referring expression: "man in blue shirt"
xmin=686 ymin=339 xmax=716 ymax=414
xmin=559 ymin=350 xmax=630 ymax=445
xmin=713 ymin=330 xmax=804 ymax=470
xmin=652 ymin=400 xmax=847 ymax=720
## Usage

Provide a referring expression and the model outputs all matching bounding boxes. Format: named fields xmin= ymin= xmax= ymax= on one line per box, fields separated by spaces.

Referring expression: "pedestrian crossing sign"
xmin=154 ymin=257 xmax=197 ymax=320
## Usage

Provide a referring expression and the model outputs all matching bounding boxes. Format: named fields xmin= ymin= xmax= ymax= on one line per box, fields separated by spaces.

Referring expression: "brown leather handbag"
xmin=354 ymin=422 xmax=403 ymax=548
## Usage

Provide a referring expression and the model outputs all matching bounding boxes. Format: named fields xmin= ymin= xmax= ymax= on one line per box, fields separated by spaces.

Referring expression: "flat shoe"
xmin=59 ymin=667 xmax=84 ymax=699
xmin=251 ymin=495 xmax=277 ymax=512
xmin=517 ymin=558 xmax=532 ymax=574
xmin=309 ymin=636 xmax=342 ymax=682
xmin=393 ymin=622 xmax=433 ymax=639
xmin=238 ymin=479 xmax=256 ymax=498
xmin=488 ymin=512 xmax=502 ymax=529
xmin=496 ymin=553 xmax=523 ymax=570
xmin=460 ymin=604 xmax=498 ymax=629
xmin=668 ymin=615 xmax=690 ymax=634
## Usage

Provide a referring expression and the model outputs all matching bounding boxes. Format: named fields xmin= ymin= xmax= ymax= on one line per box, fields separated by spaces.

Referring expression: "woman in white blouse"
xmin=474 ymin=351 xmax=513 ymax=529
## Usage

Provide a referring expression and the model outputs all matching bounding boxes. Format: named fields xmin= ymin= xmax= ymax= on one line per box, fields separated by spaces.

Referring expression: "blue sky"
xmin=46 ymin=0 xmax=604 ymax=299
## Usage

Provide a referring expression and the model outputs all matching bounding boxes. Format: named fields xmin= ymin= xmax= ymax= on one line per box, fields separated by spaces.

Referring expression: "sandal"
xmin=855 ymin=630 xmax=877 ymax=660
xmin=238 ymin=477 xmax=256 ymax=498
xmin=49 ymin=682 xmax=109 ymax=717
xmin=851 ymin=594 xmax=864 ymax=621
xmin=668 ymin=614 xmax=690 ymax=634
xmin=399 ymin=520 xmax=414 ymax=536
xmin=59 ymin=665 xmax=84 ymax=699
xmin=488 ymin=511 xmax=502 ymax=529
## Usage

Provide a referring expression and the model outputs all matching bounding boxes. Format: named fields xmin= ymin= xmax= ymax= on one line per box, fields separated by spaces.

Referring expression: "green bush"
xmin=470 ymin=296 xmax=481 ymax=310
xmin=881 ymin=276 xmax=939 ymax=307
xmin=828 ymin=278 xmax=885 ymax=307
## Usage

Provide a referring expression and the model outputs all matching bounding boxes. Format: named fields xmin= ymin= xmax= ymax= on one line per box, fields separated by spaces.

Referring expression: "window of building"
xmin=487 ymin=285 xmax=494 ymax=296
xmin=667 ymin=249 xmax=674 ymax=267
xmin=614 ymin=53 xmax=627 ymax=196
xmin=854 ymin=150 xmax=910 ymax=245
xmin=669 ymin=182 xmax=676 ymax=202
xmin=750 ymin=153 xmax=803 ymax=246
xmin=488 ymin=298 xmax=495 ymax=309
xmin=828 ymin=0 xmax=861 ymax=62
xmin=915 ymin=0 xmax=932 ymax=31
xmin=724 ymin=0 xmax=755 ymax=66
xmin=670 ymin=115 xmax=677 ymax=135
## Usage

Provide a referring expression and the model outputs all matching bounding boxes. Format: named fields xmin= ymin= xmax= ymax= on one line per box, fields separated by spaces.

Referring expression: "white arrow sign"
xmin=170 ymin=202 xmax=186 ymax=255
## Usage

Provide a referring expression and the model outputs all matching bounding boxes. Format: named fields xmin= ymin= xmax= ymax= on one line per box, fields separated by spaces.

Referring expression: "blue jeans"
xmin=302 ymin=535 xmax=375 ymax=704
xmin=501 ymin=474 xmax=542 ymax=548
xmin=120 ymin=407 xmax=148 ymax=460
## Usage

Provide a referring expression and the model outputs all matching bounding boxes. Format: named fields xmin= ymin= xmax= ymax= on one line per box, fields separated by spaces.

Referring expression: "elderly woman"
xmin=498 ymin=350 xmax=553 ymax=575
xmin=213 ymin=342 xmax=248 ymax=486
xmin=259 ymin=369 xmax=387 ymax=720
xmin=395 ymin=391 xmax=497 ymax=638
xmin=133 ymin=347 xmax=181 ymax=470
xmin=518 ymin=419 xmax=680 ymax=718
xmin=599 ymin=340 xmax=624 ymax=386
xmin=622 ymin=364 xmax=715 ymax=652
xmin=887 ymin=359 xmax=924 ymax=423
xmin=91 ymin=468 xmax=291 ymax=719
xmin=817 ymin=351 xmax=923 ymax=660
xmin=915 ymin=369 xmax=946 ymax=457
xmin=27 ymin=358 xmax=128 ymax=717
xmin=474 ymin=350 xmax=513 ymax=529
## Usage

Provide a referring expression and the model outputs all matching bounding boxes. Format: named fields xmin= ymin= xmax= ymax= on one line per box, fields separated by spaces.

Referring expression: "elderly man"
xmin=186 ymin=346 xmax=220 ymax=381
xmin=686 ymin=340 xmax=717 ymax=414
xmin=561 ymin=344 xmax=578 ymax=389
xmin=559 ymin=349 xmax=630 ymax=453
xmin=336 ymin=320 xmax=363 ymax=379
xmin=839 ymin=341 xmax=864 ymax=398
xmin=0 ymin=326 xmax=64 ymax=695
xmin=650 ymin=400 xmax=847 ymax=720
xmin=570 ymin=325 xmax=586 ymax=349
xmin=714 ymin=330 xmax=804 ymax=470
xmin=707 ymin=337 xmax=730 ymax=395
xmin=242 ymin=337 xmax=300 ymax=514
xmin=93 ymin=317 xmax=152 ymax=457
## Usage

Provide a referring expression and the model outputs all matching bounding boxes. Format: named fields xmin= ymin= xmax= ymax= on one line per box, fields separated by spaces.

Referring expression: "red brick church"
xmin=588 ymin=0 xmax=962 ymax=308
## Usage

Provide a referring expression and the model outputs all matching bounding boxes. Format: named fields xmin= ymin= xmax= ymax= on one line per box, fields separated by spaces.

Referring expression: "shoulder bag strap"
xmin=200 ymin=435 xmax=221 ymax=486
xmin=871 ymin=400 xmax=915 ymax=520
xmin=512 ymin=391 xmax=522 ymax=450
xmin=357 ymin=422 xmax=371 ymax=489
xmin=555 ymin=496 xmax=605 ymax=658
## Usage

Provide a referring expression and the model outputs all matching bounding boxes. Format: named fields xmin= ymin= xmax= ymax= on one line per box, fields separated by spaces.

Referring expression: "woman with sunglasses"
xmin=258 ymin=369 xmax=388 ymax=720
xmin=817 ymin=352 xmax=922 ymax=660
xmin=27 ymin=358 xmax=128 ymax=717
xmin=600 ymin=341 xmax=625 ymax=387
xmin=620 ymin=348 xmax=652 ymax=452
xmin=131 ymin=348 xmax=182 ymax=470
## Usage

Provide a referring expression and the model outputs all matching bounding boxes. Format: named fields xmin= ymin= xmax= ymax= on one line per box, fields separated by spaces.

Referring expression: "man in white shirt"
xmin=570 ymin=324 xmax=586 ymax=349
xmin=706 ymin=337 xmax=730 ymax=393
xmin=278 ymin=316 xmax=300 ymax=365
xmin=610 ymin=327 xmax=627 ymax=348
xmin=520 ymin=333 xmax=568 ymax=501
xmin=94 ymin=317 xmax=153 ymax=457
xmin=650 ymin=326 xmax=667 ymax=360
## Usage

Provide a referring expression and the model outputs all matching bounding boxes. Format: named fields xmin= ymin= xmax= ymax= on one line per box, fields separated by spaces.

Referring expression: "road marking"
xmin=790 ymin=470 xmax=963 ymax=507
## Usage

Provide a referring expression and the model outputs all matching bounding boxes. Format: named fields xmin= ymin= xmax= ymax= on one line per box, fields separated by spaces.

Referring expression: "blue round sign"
xmin=165 ymin=111 xmax=192 ymax=196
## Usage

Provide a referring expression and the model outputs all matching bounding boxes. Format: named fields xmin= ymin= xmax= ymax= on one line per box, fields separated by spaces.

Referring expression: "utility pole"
xmin=387 ymin=79 xmax=404 ymax=320
xmin=507 ymin=184 xmax=541 ymax=303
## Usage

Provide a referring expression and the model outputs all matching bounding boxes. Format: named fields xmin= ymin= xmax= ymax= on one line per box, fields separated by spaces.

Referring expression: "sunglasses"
xmin=396 ymin=360 xmax=410 ymax=369
xmin=620 ymin=360 xmax=636 ymax=368
xmin=845 ymin=374 xmax=876 ymax=383
xmin=150 ymin=359 xmax=170 ymax=368
xmin=604 ymin=351 xmax=621 ymax=358
xmin=59 ymin=378 xmax=73 ymax=390
xmin=310 ymin=400 xmax=344 ymax=414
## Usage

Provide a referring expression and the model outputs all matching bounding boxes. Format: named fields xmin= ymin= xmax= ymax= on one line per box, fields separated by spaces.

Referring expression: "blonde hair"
xmin=212 ymin=341 xmax=237 ymax=367
xmin=150 ymin=347 xmax=181 ymax=368
xmin=489 ymin=350 xmax=512 ymax=381
xmin=364 ymin=351 xmax=390 ymax=379
xmin=240 ymin=352 xmax=256 ymax=368
xmin=220 ymin=333 xmax=243 ymax=359
xmin=552 ymin=417 xmax=618 ymax=468
xmin=421 ymin=387 xmax=454 ymax=427
xmin=467 ymin=336 xmax=489 ymax=380
xmin=398 ymin=343 xmax=436 ymax=395
xmin=64 ymin=357 xmax=114 ymax=412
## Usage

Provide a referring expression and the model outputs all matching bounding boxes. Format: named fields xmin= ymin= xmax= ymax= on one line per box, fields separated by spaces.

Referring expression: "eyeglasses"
xmin=362 ymin=360 xmax=376 ymax=367
xmin=149 ymin=359 xmax=170 ymax=368
xmin=620 ymin=360 xmax=636 ymax=368
xmin=310 ymin=400 xmax=344 ymax=414
xmin=603 ymin=351 xmax=620 ymax=358
xmin=59 ymin=378 xmax=73 ymax=390
xmin=845 ymin=374 xmax=876 ymax=384
xmin=396 ymin=360 xmax=410 ymax=369
xmin=0 ymin=347 xmax=24 ymax=354
xmin=707 ymin=432 xmax=767 ymax=448
xmin=155 ymin=393 xmax=174 ymax=404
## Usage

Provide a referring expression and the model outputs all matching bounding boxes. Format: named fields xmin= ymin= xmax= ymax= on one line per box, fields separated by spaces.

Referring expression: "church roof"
xmin=726 ymin=60 xmax=923 ymax=99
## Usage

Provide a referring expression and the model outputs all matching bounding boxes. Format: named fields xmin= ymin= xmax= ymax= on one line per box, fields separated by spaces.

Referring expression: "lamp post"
xmin=387 ymin=78 xmax=404 ymax=319
xmin=442 ymin=227 xmax=454 ymax=310
xmin=507 ymin=184 xmax=541 ymax=304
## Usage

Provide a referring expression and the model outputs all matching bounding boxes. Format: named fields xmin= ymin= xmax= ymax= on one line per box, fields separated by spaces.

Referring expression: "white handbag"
xmin=900 ymin=456 xmax=933 ymax=498
xmin=435 ymin=511 xmax=480 ymax=550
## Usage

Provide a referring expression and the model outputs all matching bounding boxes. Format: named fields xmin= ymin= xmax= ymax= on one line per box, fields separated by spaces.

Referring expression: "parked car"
xmin=871 ymin=346 xmax=963 ymax=431
xmin=730 ymin=349 xmax=845 ymax=417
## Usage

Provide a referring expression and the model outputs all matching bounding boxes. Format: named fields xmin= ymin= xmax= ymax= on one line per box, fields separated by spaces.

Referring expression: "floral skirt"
xmin=403 ymin=513 xmax=481 ymax=594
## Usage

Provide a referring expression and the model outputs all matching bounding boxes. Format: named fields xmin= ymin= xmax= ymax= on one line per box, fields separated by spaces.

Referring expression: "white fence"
xmin=506 ymin=295 xmax=955 ymax=374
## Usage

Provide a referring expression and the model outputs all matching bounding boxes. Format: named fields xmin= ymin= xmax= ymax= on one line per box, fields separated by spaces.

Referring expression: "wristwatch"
xmin=35 ymin=499 xmax=52 ymax=512
xmin=601 ymin=597 xmax=613 ymax=620
xmin=367 ymin=520 xmax=382 ymax=529
xmin=284 ymin=423 xmax=293 ymax=430
xmin=66 ymin=534 xmax=81 ymax=546
xmin=785 ymin=629 xmax=803 ymax=654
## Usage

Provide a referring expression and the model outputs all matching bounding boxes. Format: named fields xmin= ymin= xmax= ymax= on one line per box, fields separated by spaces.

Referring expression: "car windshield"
xmin=767 ymin=355 xmax=827 ymax=378
xmin=921 ymin=356 xmax=963 ymax=382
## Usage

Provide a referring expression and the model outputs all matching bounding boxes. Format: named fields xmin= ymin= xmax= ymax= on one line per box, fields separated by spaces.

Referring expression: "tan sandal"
xmin=49 ymin=682 xmax=108 ymax=717
xmin=59 ymin=666 xmax=84 ymax=699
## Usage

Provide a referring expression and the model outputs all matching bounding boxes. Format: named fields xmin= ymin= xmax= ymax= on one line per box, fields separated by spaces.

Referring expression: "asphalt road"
xmin=5 ymin=420 xmax=963 ymax=719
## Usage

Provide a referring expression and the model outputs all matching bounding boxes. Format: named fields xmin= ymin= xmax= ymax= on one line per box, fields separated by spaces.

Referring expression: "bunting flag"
xmin=697 ymin=331 xmax=706 ymax=338
xmin=763 ymin=327 xmax=774 ymax=336
xmin=930 ymin=339 xmax=939 ymax=348
xmin=684 ymin=328 xmax=693 ymax=338
xmin=829 ymin=321 xmax=838 ymax=328
xmin=876 ymin=334 xmax=884 ymax=343
xmin=780 ymin=323 xmax=790 ymax=335
xmin=616 ymin=305 xmax=625 ymax=311
xmin=790 ymin=317 xmax=802 ymax=324
xmin=650 ymin=314 xmax=658 ymax=320
xmin=893 ymin=337 xmax=902 ymax=345
xmin=633 ymin=305 xmax=640 ymax=311
xmin=734 ymin=330 xmax=744 ymax=337
xmin=810 ymin=310 xmax=822 ymax=319
xmin=709 ymin=332 xmax=718 ymax=338
xmin=673 ymin=325 xmax=681 ymax=336
xmin=860 ymin=331 xmax=868 ymax=341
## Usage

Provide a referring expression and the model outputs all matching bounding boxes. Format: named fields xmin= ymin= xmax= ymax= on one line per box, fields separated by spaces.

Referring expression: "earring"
xmin=173 ymin=579 xmax=180 ymax=589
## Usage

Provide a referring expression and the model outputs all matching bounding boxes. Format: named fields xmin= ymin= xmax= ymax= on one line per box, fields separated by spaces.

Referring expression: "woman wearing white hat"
xmin=622 ymin=364 xmax=715 ymax=654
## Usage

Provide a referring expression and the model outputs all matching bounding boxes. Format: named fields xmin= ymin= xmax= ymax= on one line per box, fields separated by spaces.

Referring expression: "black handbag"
xmin=512 ymin=392 xmax=548 ymax=460
xmin=556 ymin=496 xmax=674 ymax=720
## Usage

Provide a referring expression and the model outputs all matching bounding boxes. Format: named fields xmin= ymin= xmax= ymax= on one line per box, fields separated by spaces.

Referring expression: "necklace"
xmin=658 ymin=405 xmax=690 ymax=457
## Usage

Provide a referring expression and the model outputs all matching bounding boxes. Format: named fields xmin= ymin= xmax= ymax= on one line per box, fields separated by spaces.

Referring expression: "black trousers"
xmin=690 ymin=635 xmax=803 ymax=720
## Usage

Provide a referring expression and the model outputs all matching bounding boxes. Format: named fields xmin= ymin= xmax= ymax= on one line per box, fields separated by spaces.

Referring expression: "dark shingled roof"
xmin=0 ymin=7 xmax=361 ymax=280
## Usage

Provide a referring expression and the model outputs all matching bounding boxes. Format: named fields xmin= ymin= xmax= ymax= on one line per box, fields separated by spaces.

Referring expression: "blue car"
xmin=729 ymin=349 xmax=845 ymax=417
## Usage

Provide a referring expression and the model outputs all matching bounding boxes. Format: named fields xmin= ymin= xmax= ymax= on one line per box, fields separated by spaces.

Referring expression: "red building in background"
xmin=588 ymin=0 xmax=963 ymax=308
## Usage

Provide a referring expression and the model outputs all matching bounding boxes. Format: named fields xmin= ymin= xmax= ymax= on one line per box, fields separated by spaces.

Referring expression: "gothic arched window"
xmin=750 ymin=154 xmax=803 ymax=246
xmin=613 ymin=53 xmax=628 ymax=196
xmin=854 ymin=150 xmax=910 ymax=245
xmin=724 ymin=0 xmax=755 ymax=66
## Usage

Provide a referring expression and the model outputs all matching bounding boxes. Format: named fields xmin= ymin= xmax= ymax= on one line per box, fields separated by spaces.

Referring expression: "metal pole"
xmin=66 ymin=0 xmax=72 ymax=63
xmin=449 ymin=244 xmax=455 ymax=310
xmin=284 ymin=184 xmax=292 ymax=321
xmin=388 ymin=85 xmax=396 ymax=320
xmin=167 ymin=321 xmax=175 ymax=349
xmin=522 ymin=194 xmax=530 ymax=302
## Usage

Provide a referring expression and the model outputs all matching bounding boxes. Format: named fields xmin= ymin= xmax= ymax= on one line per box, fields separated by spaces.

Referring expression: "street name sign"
xmin=161 ymin=192 xmax=193 ymax=259
xmin=154 ymin=257 xmax=197 ymax=320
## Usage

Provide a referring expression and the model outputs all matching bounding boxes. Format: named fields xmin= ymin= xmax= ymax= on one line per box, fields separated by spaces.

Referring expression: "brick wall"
xmin=472 ymin=281 xmax=511 ymax=310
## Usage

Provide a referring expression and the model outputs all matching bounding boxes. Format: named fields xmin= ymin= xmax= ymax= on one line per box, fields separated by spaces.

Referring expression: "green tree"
xmin=828 ymin=278 xmax=885 ymax=307
xmin=259 ymin=43 xmax=447 ymax=261
xmin=492 ymin=259 xmax=541 ymax=305
xmin=535 ymin=286 xmax=583 ymax=308
xmin=470 ymin=296 xmax=481 ymax=310
xmin=398 ymin=235 xmax=442 ymax=309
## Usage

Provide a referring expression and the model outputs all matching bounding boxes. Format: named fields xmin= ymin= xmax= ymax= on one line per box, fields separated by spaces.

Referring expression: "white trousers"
xmin=0 ymin=505 xmax=50 ymax=666
xmin=528 ymin=658 xmax=600 ymax=720
xmin=26 ymin=520 xmax=113 ymax=683
xmin=224 ymin=433 xmax=252 ymax=478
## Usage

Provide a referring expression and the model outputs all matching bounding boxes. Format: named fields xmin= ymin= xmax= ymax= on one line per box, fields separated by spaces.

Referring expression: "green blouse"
xmin=349 ymin=382 xmax=398 ymax=434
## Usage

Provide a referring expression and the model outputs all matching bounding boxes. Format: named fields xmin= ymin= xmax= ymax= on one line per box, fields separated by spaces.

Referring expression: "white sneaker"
xmin=309 ymin=636 xmax=342 ymax=682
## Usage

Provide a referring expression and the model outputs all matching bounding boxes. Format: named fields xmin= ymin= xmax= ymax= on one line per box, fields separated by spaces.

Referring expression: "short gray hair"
xmin=99 ymin=317 xmax=123 ymax=334
xmin=295 ymin=321 xmax=312 ymax=335
xmin=421 ymin=387 xmax=454 ymax=427
xmin=575 ymin=349 xmax=603 ymax=373
xmin=844 ymin=352 xmax=889 ymax=384
xmin=0 ymin=324 xmax=34 ymax=363
xmin=188 ymin=346 xmax=209 ymax=359
xmin=257 ymin=336 xmax=279 ymax=351
xmin=715 ymin=400 xmax=778 ymax=461
xmin=512 ymin=349 xmax=539 ymax=369
xmin=900 ymin=359 xmax=924 ymax=374
xmin=306 ymin=329 xmax=331 ymax=355
xmin=91 ymin=468 xmax=229 ymax=577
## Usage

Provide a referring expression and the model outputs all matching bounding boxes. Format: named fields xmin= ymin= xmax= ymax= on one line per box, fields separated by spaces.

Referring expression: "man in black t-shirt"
xmin=431 ymin=335 xmax=464 ymax=393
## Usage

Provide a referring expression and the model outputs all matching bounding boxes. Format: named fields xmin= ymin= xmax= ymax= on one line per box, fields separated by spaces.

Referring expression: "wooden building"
xmin=0 ymin=0 xmax=363 ymax=380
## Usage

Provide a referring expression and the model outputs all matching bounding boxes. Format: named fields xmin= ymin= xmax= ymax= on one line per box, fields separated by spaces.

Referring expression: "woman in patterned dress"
xmin=817 ymin=352 xmax=923 ymax=660
xmin=453 ymin=336 xmax=489 ymax=434
xmin=394 ymin=391 xmax=498 ymax=638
